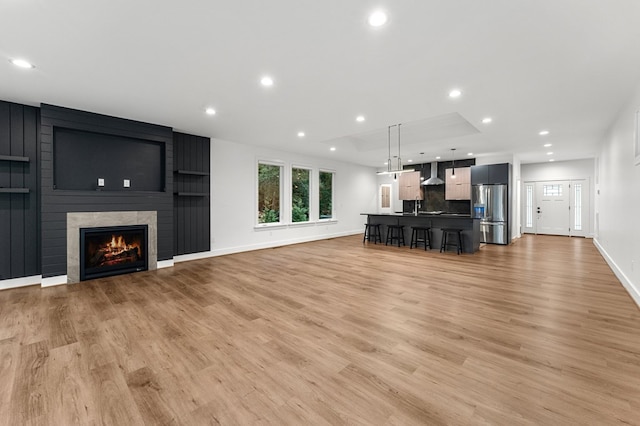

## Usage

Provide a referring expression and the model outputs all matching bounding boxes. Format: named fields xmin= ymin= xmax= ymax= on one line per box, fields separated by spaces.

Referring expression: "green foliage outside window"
xmin=292 ymin=168 xmax=310 ymax=222
xmin=319 ymin=171 xmax=333 ymax=219
xmin=258 ymin=163 xmax=281 ymax=223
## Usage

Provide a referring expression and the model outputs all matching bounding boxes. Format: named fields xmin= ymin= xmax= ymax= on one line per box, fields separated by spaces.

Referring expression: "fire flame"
xmin=104 ymin=234 xmax=141 ymax=256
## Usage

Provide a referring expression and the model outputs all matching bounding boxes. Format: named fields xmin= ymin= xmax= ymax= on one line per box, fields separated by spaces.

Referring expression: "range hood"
xmin=422 ymin=162 xmax=444 ymax=185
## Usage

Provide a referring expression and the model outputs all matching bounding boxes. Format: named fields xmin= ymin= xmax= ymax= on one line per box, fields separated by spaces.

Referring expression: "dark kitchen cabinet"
xmin=489 ymin=163 xmax=510 ymax=184
xmin=471 ymin=163 xmax=510 ymax=185
xmin=470 ymin=165 xmax=489 ymax=185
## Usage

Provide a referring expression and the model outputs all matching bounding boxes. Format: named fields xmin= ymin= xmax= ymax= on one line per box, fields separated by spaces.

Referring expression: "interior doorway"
xmin=522 ymin=180 xmax=588 ymax=237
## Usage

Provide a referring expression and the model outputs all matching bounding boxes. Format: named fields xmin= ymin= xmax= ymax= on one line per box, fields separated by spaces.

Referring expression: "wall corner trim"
xmin=593 ymin=238 xmax=640 ymax=308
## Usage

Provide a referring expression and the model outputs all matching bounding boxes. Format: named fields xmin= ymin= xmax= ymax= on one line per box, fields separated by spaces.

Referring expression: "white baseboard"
xmin=41 ymin=275 xmax=68 ymax=287
xmin=0 ymin=275 xmax=42 ymax=291
xmin=593 ymin=238 xmax=640 ymax=308
xmin=174 ymin=229 xmax=362 ymax=263
xmin=157 ymin=259 xmax=174 ymax=269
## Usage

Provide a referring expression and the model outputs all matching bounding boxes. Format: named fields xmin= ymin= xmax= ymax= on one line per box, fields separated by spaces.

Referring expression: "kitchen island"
xmin=362 ymin=213 xmax=481 ymax=253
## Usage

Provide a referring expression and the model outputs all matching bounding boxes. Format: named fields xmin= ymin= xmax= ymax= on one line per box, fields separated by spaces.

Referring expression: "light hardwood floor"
xmin=1 ymin=235 xmax=639 ymax=425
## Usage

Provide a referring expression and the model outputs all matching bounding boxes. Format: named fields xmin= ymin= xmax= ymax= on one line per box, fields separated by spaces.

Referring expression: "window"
xmin=574 ymin=183 xmax=582 ymax=231
xmin=257 ymin=162 xmax=282 ymax=224
xmin=319 ymin=170 xmax=334 ymax=220
xmin=543 ymin=184 xmax=562 ymax=196
xmin=525 ymin=184 xmax=533 ymax=228
xmin=291 ymin=167 xmax=310 ymax=222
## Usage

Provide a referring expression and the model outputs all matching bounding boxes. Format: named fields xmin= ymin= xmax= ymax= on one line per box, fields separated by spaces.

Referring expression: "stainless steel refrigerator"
xmin=472 ymin=184 xmax=509 ymax=244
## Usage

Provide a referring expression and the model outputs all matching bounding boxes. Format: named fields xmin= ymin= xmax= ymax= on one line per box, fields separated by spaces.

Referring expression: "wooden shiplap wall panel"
xmin=173 ymin=132 xmax=210 ymax=256
xmin=40 ymin=104 xmax=173 ymax=278
xmin=0 ymin=101 xmax=39 ymax=280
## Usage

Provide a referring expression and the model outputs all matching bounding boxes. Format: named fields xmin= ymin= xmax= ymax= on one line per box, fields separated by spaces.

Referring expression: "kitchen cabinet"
xmin=398 ymin=171 xmax=423 ymax=200
xmin=471 ymin=163 xmax=510 ymax=184
xmin=489 ymin=163 xmax=510 ymax=184
xmin=470 ymin=164 xmax=489 ymax=185
xmin=445 ymin=167 xmax=470 ymax=200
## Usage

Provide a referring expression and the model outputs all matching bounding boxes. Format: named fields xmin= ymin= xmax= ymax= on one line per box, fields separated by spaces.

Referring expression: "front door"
xmin=536 ymin=181 xmax=570 ymax=235
xmin=522 ymin=180 xmax=588 ymax=236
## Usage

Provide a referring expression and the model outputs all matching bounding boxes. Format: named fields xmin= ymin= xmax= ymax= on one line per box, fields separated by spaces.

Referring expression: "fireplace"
xmin=80 ymin=225 xmax=148 ymax=281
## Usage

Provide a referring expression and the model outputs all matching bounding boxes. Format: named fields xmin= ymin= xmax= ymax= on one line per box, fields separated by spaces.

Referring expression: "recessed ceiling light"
xmin=368 ymin=10 xmax=388 ymax=27
xmin=330 ymin=147 xmax=336 ymax=151
xmin=549 ymin=159 xmax=555 ymax=162
xmin=205 ymin=107 xmax=216 ymax=115
xmin=546 ymin=152 xmax=553 ymax=155
xmin=544 ymin=143 xmax=552 ymax=147
xmin=260 ymin=76 xmax=274 ymax=87
xmin=482 ymin=117 xmax=492 ymax=124
xmin=467 ymin=152 xmax=473 ymax=156
xmin=384 ymin=162 xmax=388 ymax=166
xmin=10 ymin=58 xmax=34 ymax=69
xmin=436 ymin=156 xmax=441 ymax=160
xmin=297 ymin=131 xmax=305 ymax=137
xmin=539 ymin=130 xmax=550 ymax=136
xmin=407 ymin=159 xmax=413 ymax=163
xmin=356 ymin=115 xmax=365 ymax=122
xmin=449 ymin=89 xmax=462 ymax=98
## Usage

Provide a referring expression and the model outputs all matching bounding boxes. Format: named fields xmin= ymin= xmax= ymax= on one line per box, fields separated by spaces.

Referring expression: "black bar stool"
xmin=363 ymin=223 xmax=382 ymax=244
xmin=410 ymin=226 xmax=431 ymax=250
xmin=440 ymin=228 xmax=464 ymax=255
xmin=385 ymin=225 xmax=405 ymax=247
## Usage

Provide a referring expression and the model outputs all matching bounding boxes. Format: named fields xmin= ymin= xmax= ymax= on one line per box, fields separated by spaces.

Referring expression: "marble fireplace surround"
xmin=67 ymin=211 xmax=158 ymax=283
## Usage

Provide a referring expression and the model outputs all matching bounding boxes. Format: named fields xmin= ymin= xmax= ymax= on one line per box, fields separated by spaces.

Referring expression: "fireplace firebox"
xmin=80 ymin=225 xmax=148 ymax=281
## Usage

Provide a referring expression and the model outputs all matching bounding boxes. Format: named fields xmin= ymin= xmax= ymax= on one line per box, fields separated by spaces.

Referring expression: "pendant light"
xmin=450 ymin=148 xmax=457 ymax=179
xmin=376 ymin=123 xmax=415 ymax=175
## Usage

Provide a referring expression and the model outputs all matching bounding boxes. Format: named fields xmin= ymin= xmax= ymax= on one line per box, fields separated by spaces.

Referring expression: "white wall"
xmin=521 ymin=159 xmax=595 ymax=182
xmin=521 ymin=158 xmax=595 ymax=236
xmin=595 ymin=83 xmax=640 ymax=306
xmin=176 ymin=138 xmax=378 ymax=261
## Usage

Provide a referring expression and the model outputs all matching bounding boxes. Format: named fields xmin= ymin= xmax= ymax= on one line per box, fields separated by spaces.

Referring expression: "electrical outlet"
xmin=123 ymin=179 xmax=130 ymax=188
xmin=97 ymin=178 xmax=105 ymax=187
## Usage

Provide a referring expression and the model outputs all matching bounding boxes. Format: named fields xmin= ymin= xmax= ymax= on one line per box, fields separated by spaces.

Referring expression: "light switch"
xmin=97 ymin=178 xmax=105 ymax=187
xmin=123 ymin=179 xmax=130 ymax=188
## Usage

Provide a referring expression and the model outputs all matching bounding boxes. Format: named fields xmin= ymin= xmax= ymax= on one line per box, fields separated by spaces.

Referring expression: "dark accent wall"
xmin=173 ymin=132 xmax=210 ymax=256
xmin=403 ymin=158 xmax=476 ymax=214
xmin=53 ymin=127 xmax=165 ymax=191
xmin=0 ymin=102 xmax=39 ymax=280
xmin=40 ymin=104 xmax=173 ymax=278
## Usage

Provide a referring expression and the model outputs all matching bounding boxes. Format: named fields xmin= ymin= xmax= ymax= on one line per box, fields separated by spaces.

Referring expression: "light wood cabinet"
xmin=445 ymin=167 xmax=471 ymax=200
xmin=398 ymin=171 xmax=424 ymax=200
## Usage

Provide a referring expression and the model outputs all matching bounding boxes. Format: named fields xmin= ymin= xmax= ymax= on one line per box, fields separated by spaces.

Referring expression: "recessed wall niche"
xmin=53 ymin=127 xmax=165 ymax=191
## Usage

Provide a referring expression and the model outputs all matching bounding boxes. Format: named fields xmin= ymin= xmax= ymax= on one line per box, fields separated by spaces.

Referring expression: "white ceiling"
xmin=2 ymin=0 xmax=640 ymax=167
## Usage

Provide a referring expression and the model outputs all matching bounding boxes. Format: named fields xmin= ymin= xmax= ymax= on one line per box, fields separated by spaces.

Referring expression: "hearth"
xmin=80 ymin=225 xmax=148 ymax=281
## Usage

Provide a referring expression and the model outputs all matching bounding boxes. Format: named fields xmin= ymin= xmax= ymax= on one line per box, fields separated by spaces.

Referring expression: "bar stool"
xmin=363 ymin=223 xmax=382 ymax=244
xmin=385 ymin=225 xmax=405 ymax=247
xmin=440 ymin=228 xmax=464 ymax=255
xmin=410 ymin=226 xmax=431 ymax=250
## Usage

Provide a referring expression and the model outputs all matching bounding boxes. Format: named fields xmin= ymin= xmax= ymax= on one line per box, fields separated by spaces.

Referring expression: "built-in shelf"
xmin=175 ymin=192 xmax=208 ymax=197
xmin=0 ymin=155 xmax=29 ymax=162
xmin=0 ymin=188 xmax=30 ymax=193
xmin=174 ymin=170 xmax=210 ymax=176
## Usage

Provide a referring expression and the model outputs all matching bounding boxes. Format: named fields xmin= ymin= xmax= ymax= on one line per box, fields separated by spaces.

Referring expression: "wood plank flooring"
xmin=1 ymin=234 xmax=639 ymax=425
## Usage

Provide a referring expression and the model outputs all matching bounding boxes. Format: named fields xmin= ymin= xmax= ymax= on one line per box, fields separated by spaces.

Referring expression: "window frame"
xmin=318 ymin=169 xmax=336 ymax=222
xmin=290 ymin=164 xmax=312 ymax=224
xmin=256 ymin=159 xmax=284 ymax=227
